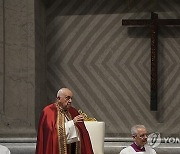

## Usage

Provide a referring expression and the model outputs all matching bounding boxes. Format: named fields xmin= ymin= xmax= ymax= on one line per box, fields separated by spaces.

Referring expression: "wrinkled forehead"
xmin=137 ymin=128 xmax=147 ymax=135
xmin=63 ymin=89 xmax=73 ymax=96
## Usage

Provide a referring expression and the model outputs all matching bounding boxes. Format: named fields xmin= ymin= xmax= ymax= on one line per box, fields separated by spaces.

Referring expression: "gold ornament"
xmin=78 ymin=110 xmax=97 ymax=121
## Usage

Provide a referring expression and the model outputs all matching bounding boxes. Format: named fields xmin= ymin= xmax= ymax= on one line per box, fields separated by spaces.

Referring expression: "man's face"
xmin=58 ymin=89 xmax=73 ymax=110
xmin=134 ymin=128 xmax=148 ymax=147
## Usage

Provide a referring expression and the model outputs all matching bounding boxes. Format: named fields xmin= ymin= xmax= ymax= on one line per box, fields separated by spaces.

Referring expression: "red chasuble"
xmin=36 ymin=103 xmax=94 ymax=154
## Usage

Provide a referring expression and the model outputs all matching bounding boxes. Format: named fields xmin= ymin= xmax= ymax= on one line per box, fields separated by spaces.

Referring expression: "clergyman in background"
xmin=119 ymin=125 xmax=157 ymax=154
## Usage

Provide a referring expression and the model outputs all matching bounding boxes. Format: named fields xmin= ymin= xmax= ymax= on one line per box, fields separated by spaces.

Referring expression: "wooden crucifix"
xmin=122 ymin=12 xmax=180 ymax=111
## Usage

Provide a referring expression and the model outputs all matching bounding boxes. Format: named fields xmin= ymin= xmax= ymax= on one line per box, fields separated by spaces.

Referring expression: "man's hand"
xmin=73 ymin=115 xmax=84 ymax=123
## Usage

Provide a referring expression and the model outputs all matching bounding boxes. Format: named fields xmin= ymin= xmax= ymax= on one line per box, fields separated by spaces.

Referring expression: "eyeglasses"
xmin=136 ymin=134 xmax=148 ymax=139
xmin=64 ymin=95 xmax=73 ymax=101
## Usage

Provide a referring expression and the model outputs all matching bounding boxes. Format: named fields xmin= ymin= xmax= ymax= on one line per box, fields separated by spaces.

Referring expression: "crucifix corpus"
xmin=122 ymin=12 xmax=180 ymax=111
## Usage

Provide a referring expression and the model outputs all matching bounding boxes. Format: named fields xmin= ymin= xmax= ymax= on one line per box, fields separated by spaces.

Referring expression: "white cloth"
xmin=120 ymin=145 xmax=156 ymax=154
xmin=65 ymin=119 xmax=80 ymax=144
xmin=84 ymin=121 xmax=105 ymax=154
xmin=0 ymin=145 xmax=11 ymax=154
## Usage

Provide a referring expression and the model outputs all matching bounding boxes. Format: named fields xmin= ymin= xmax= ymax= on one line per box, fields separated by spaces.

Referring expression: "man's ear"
xmin=57 ymin=97 xmax=60 ymax=100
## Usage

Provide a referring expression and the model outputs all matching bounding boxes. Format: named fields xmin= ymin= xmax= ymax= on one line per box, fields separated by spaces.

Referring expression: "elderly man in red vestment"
xmin=36 ymin=88 xmax=94 ymax=154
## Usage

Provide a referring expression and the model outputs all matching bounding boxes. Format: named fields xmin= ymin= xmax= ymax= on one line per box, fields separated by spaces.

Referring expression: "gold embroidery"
xmin=56 ymin=103 xmax=83 ymax=154
xmin=56 ymin=103 xmax=67 ymax=154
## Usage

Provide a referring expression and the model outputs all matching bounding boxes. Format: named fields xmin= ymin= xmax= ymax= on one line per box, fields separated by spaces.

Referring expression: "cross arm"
xmin=158 ymin=19 xmax=180 ymax=25
xmin=122 ymin=19 xmax=151 ymax=26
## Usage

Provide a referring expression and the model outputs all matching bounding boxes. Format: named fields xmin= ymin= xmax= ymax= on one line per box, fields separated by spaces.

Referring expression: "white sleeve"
xmin=65 ymin=120 xmax=80 ymax=144
xmin=153 ymin=149 xmax=157 ymax=154
xmin=119 ymin=150 xmax=125 ymax=154
xmin=119 ymin=148 xmax=126 ymax=154
xmin=0 ymin=145 xmax=11 ymax=154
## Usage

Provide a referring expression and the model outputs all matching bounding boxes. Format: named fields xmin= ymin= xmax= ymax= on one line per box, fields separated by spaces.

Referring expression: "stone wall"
xmin=34 ymin=0 xmax=47 ymax=129
xmin=45 ymin=0 xmax=180 ymax=137
xmin=0 ymin=0 xmax=36 ymax=137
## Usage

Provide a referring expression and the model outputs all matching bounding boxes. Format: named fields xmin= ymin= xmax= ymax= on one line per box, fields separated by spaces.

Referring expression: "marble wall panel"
xmin=46 ymin=0 xmax=180 ymax=137
xmin=0 ymin=0 xmax=4 ymax=113
xmin=0 ymin=0 xmax=36 ymax=137
xmin=34 ymin=0 xmax=47 ymax=129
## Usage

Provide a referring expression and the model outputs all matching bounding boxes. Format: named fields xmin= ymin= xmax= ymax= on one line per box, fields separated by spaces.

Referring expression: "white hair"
xmin=56 ymin=89 xmax=63 ymax=98
xmin=131 ymin=125 xmax=146 ymax=136
xmin=56 ymin=88 xmax=71 ymax=98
